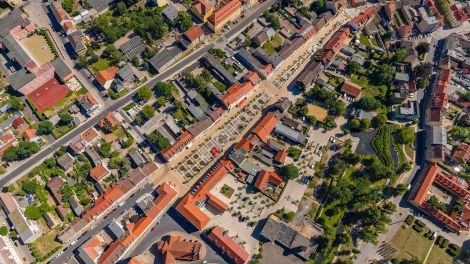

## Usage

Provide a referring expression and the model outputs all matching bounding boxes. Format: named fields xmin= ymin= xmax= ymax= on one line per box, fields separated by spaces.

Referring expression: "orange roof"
xmin=98 ymin=112 xmax=119 ymax=128
xmin=207 ymin=226 xmax=249 ymax=264
xmin=208 ymin=0 xmax=242 ymax=26
xmin=52 ymin=5 xmax=70 ymax=22
xmin=78 ymin=91 xmax=99 ymax=106
xmin=192 ymin=0 xmax=213 ymax=15
xmin=183 ymin=24 xmax=204 ymax=41
xmin=0 ymin=193 xmax=17 ymax=214
xmin=157 ymin=235 xmax=202 ymax=262
xmin=161 ymin=131 xmax=194 ymax=161
xmin=90 ymin=164 xmax=110 ymax=181
xmin=82 ymin=237 xmax=104 ymax=262
xmin=274 ymin=149 xmax=288 ymax=164
xmin=234 ymin=138 xmax=254 ymax=152
xmin=82 ymin=127 xmax=100 ymax=142
xmin=104 ymin=185 xmax=124 ymax=203
xmin=244 ymin=71 xmax=260 ymax=86
xmin=324 ymin=27 xmax=350 ymax=54
xmin=63 ymin=21 xmax=75 ymax=32
xmin=96 ymin=66 xmax=119 ymax=86
xmin=97 ymin=240 xmax=125 ymax=264
xmin=254 ymin=170 xmax=284 ymax=191
xmin=221 ymin=82 xmax=253 ymax=108
xmin=0 ymin=130 xmax=17 ymax=157
xmin=23 ymin=129 xmax=36 ymax=141
xmin=252 ymin=113 xmax=278 ymax=143
xmin=341 ymin=81 xmax=362 ymax=98
xmin=128 ymin=258 xmax=141 ymax=264
xmin=411 ymin=165 xmax=439 ymax=205
xmin=206 ymin=193 xmax=229 ymax=212
xmin=12 ymin=117 xmax=25 ymax=129
xmin=176 ymin=196 xmax=210 ymax=231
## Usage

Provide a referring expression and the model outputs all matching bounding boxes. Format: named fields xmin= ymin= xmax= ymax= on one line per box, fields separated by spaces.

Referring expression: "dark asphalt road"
xmin=50 ymin=183 xmax=154 ymax=264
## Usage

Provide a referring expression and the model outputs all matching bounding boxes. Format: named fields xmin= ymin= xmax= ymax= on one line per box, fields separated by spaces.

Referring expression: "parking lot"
xmin=175 ymin=92 xmax=271 ymax=182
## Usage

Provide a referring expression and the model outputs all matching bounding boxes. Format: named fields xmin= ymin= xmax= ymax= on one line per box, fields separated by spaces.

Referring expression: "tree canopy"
xmin=280 ymin=164 xmax=300 ymax=180
xmin=37 ymin=121 xmax=53 ymax=135
xmin=137 ymin=85 xmax=152 ymax=102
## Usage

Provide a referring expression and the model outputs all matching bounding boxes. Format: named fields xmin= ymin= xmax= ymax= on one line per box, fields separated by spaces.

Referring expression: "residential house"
xmin=57 ymin=152 xmax=75 ymax=171
xmin=191 ymin=0 xmax=214 ymax=23
xmin=97 ymin=112 xmax=120 ymax=132
xmin=69 ymin=195 xmax=84 ymax=216
xmin=162 ymin=5 xmax=179 ymax=25
xmin=96 ymin=66 xmax=119 ymax=89
xmin=340 ymin=81 xmax=362 ymax=98
xmin=221 ymin=82 xmax=254 ymax=110
xmin=452 ymin=143 xmax=470 ymax=164
xmin=179 ymin=24 xmax=204 ymax=50
xmin=90 ymin=164 xmax=111 ymax=182
xmin=68 ymin=30 xmax=87 ymax=56
xmin=51 ymin=57 xmax=74 ymax=82
xmin=69 ymin=127 xmax=101 ymax=154
xmin=23 ymin=129 xmax=40 ymax=142
xmin=202 ymin=54 xmax=238 ymax=85
xmin=119 ymin=35 xmax=145 ymax=61
xmin=0 ymin=130 xmax=17 ymax=158
xmin=77 ymin=92 xmax=100 ymax=116
xmin=128 ymin=149 xmax=146 ymax=168
xmin=116 ymin=65 xmax=135 ymax=82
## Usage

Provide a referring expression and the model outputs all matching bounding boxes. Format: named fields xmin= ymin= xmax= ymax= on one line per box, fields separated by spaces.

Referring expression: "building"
xmin=57 ymin=152 xmax=74 ymax=171
xmin=191 ymin=0 xmax=214 ymax=23
xmin=221 ymin=82 xmax=253 ymax=110
xmin=119 ymin=35 xmax=145 ymax=61
xmin=69 ymin=195 xmax=84 ymax=216
xmin=68 ymin=30 xmax=86 ymax=56
xmin=259 ymin=215 xmax=317 ymax=261
xmin=274 ymin=123 xmax=306 ymax=144
xmin=409 ymin=164 xmax=470 ymax=232
xmin=206 ymin=226 xmax=249 ymax=264
xmin=202 ymin=54 xmax=238 ymax=86
xmin=76 ymin=235 xmax=106 ymax=264
xmin=90 ymin=164 xmax=111 ymax=182
xmin=179 ymin=24 xmax=204 ymax=50
xmin=156 ymin=235 xmax=202 ymax=263
xmin=207 ymin=0 xmax=242 ymax=32
xmin=176 ymin=159 xmax=234 ymax=230
xmin=295 ymin=59 xmax=324 ymax=89
xmin=254 ymin=170 xmax=284 ymax=193
xmin=96 ymin=66 xmax=119 ymax=89
xmin=452 ymin=143 xmax=470 ymax=163
xmin=69 ymin=127 xmax=101 ymax=154
xmin=51 ymin=57 xmax=74 ymax=81
xmin=77 ymin=92 xmax=100 ymax=116
xmin=0 ymin=193 xmax=41 ymax=243
xmin=162 ymin=5 xmax=179 ymax=25
xmin=148 ymin=46 xmax=183 ymax=73
xmin=340 ymin=81 xmax=362 ymax=98
xmin=0 ymin=130 xmax=17 ymax=158
xmin=394 ymin=100 xmax=418 ymax=122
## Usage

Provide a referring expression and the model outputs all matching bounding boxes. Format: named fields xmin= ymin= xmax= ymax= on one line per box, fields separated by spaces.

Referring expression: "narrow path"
xmin=423 ymin=235 xmax=437 ymax=264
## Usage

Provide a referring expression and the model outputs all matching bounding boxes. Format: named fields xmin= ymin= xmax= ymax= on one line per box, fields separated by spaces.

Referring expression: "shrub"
xmin=446 ymin=244 xmax=461 ymax=257
xmin=404 ymin=215 xmax=414 ymax=225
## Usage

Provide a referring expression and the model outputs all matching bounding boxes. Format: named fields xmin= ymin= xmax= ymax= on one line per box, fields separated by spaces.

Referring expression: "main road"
xmin=0 ymin=0 xmax=276 ymax=188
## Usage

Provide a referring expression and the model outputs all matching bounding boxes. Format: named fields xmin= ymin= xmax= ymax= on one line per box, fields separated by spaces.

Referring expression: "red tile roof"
xmin=208 ymin=0 xmax=242 ymax=27
xmin=90 ymin=164 xmax=110 ymax=182
xmin=254 ymin=170 xmax=284 ymax=191
xmin=160 ymin=131 xmax=194 ymax=161
xmin=98 ymin=112 xmax=120 ymax=129
xmin=221 ymin=82 xmax=253 ymax=108
xmin=23 ymin=129 xmax=36 ymax=141
xmin=192 ymin=0 xmax=213 ymax=16
xmin=341 ymin=81 xmax=362 ymax=98
xmin=183 ymin=24 xmax=204 ymax=42
xmin=96 ymin=66 xmax=119 ymax=86
xmin=0 ymin=193 xmax=17 ymax=214
xmin=207 ymin=226 xmax=249 ymax=264
xmin=97 ymin=240 xmax=125 ymax=264
xmin=0 ymin=130 xmax=17 ymax=157
xmin=252 ymin=113 xmax=278 ymax=143
xmin=12 ymin=117 xmax=25 ymax=129
xmin=244 ymin=71 xmax=260 ymax=86
xmin=26 ymin=76 xmax=69 ymax=113
xmin=274 ymin=149 xmax=288 ymax=164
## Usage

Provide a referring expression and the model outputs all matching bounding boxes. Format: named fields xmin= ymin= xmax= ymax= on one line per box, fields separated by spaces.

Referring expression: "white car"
xmin=70 ymin=240 xmax=77 ymax=246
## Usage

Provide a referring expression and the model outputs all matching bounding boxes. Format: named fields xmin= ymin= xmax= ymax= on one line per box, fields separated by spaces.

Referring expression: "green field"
xmin=390 ymin=226 xmax=436 ymax=262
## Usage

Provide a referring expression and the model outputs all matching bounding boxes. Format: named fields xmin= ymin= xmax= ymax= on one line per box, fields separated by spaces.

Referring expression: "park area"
xmin=20 ymin=34 xmax=55 ymax=66
xmin=307 ymin=104 xmax=328 ymax=122
xmin=388 ymin=225 xmax=453 ymax=263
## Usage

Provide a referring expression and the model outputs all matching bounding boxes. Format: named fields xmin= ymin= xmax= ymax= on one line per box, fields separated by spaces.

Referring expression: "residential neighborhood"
xmin=0 ymin=0 xmax=469 ymax=264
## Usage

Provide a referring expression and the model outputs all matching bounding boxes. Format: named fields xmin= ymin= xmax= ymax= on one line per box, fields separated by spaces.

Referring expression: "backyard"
xmin=262 ymin=34 xmax=284 ymax=55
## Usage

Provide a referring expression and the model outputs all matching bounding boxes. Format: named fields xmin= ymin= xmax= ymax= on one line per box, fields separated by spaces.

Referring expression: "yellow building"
xmin=207 ymin=0 xmax=242 ymax=32
xmin=191 ymin=0 xmax=214 ymax=23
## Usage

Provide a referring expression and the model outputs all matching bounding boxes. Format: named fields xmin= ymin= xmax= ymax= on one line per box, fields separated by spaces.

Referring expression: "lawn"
xmin=390 ymin=226 xmax=434 ymax=262
xmin=262 ymin=34 xmax=284 ymax=55
xmin=31 ymin=228 xmax=61 ymax=258
xmin=359 ymin=33 xmax=372 ymax=47
xmin=404 ymin=144 xmax=414 ymax=159
xmin=307 ymin=104 xmax=328 ymax=122
xmin=20 ymin=34 xmax=55 ymax=65
xmin=349 ymin=74 xmax=386 ymax=98
xmin=90 ymin=59 xmax=111 ymax=73
xmin=307 ymin=201 xmax=319 ymax=219
xmin=220 ymin=184 xmax=234 ymax=199
xmin=262 ymin=42 xmax=276 ymax=55
xmin=52 ymin=125 xmax=74 ymax=139
xmin=426 ymin=245 xmax=454 ymax=264
xmin=371 ymin=126 xmax=394 ymax=169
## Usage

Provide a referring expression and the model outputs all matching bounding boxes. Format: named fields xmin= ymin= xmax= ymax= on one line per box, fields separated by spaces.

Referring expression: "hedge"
xmin=38 ymin=30 xmax=58 ymax=59
xmin=371 ymin=126 xmax=394 ymax=169
xmin=25 ymin=99 xmax=45 ymax=121
xmin=404 ymin=215 xmax=414 ymax=225
xmin=446 ymin=244 xmax=461 ymax=257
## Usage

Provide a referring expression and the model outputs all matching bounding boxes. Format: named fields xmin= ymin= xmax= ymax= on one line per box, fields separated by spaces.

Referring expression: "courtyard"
xmin=19 ymin=34 xmax=54 ymax=66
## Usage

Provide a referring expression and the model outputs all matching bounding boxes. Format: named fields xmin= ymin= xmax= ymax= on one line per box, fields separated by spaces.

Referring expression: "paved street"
xmin=50 ymin=184 xmax=154 ymax=264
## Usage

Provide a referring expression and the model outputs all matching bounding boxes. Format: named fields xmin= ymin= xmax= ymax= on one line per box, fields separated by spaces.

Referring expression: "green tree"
xmin=372 ymin=114 xmax=387 ymax=127
xmin=154 ymin=82 xmax=175 ymax=99
xmin=346 ymin=61 xmax=361 ymax=76
xmin=147 ymin=130 xmax=170 ymax=150
xmin=371 ymin=64 xmax=395 ymax=85
xmin=350 ymin=118 xmax=361 ymax=131
xmin=395 ymin=127 xmax=414 ymax=144
xmin=99 ymin=142 xmax=112 ymax=158
xmin=22 ymin=179 xmax=39 ymax=194
xmin=24 ymin=206 xmax=42 ymax=220
xmin=360 ymin=118 xmax=370 ymax=130
xmin=356 ymin=96 xmax=381 ymax=111
xmin=59 ymin=113 xmax=74 ymax=126
xmin=61 ymin=0 xmax=74 ymax=13
xmin=8 ymin=97 xmax=24 ymax=111
xmin=392 ymin=48 xmax=407 ymax=62
xmin=280 ymin=164 xmax=300 ymax=180
xmin=37 ymin=121 xmax=53 ymax=135
xmin=178 ymin=11 xmax=193 ymax=31
xmin=137 ymin=85 xmax=152 ymax=102
xmin=102 ymin=44 xmax=122 ymax=64
xmin=141 ymin=105 xmax=156 ymax=120
xmin=131 ymin=56 xmax=141 ymax=67
xmin=9 ymin=230 xmax=17 ymax=239
xmin=0 ymin=226 xmax=7 ymax=236
xmin=416 ymin=42 xmax=430 ymax=55
xmin=414 ymin=62 xmax=433 ymax=79
xmin=281 ymin=211 xmax=295 ymax=223
xmin=393 ymin=184 xmax=408 ymax=196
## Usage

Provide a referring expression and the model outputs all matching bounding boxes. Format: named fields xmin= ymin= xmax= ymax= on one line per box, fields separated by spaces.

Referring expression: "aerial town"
xmin=0 ymin=0 xmax=468 ymax=263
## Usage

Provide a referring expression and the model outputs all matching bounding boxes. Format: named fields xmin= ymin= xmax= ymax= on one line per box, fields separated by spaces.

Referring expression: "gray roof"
xmin=395 ymin=72 xmax=410 ymax=82
xmin=187 ymin=117 xmax=213 ymax=137
xmin=51 ymin=57 xmax=72 ymax=80
xmin=202 ymin=54 xmax=238 ymax=86
xmin=229 ymin=149 xmax=248 ymax=167
xmin=239 ymin=159 xmax=262 ymax=176
xmin=164 ymin=118 xmax=180 ymax=135
xmin=107 ymin=221 xmax=125 ymax=239
xmin=117 ymin=65 xmax=135 ymax=81
xmin=57 ymin=152 xmax=74 ymax=170
xmin=85 ymin=147 xmax=101 ymax=166
xmin=88 ymin=0 xmax=114 ymax=13
xmin=237 ymin=48 xmax=264 ymax=71
xmin=162 ymin=5 xmax=178 ymax=23
xmin=274 ymin=123 xmax=306 ymax=143
xmin=0 ymin=9 xmax=31 ymax=37
xmin=128 ymin=149 xmax=146 ymax=167
xmin=69 ymin=195 xmax=83 ymax=216
xmin=8 ymin=69 xmax=36 ymax=91
xmin=156 ymin=126 xmax=175 ymax=145
xmin=1 ymin=34 xmax=33 ymax=67
xmin=67 ymin=30 xmax=86 ymax=54
xmin=296 ymin=58 xmax=323 ymax=88
xmin=149 ymin=46 xmax=182 ymax=72
xmin=119 ymin=35 xmax=145 ymax=60
xmin=8 ymin=209 xmax=39 ymax=243
xmin=187 ymin=103 xmax=205 ymax=120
